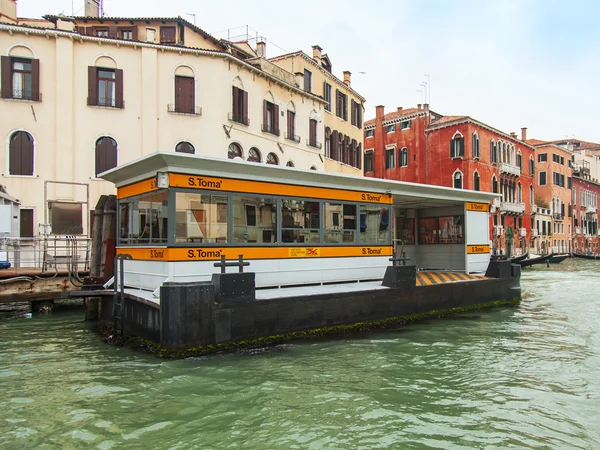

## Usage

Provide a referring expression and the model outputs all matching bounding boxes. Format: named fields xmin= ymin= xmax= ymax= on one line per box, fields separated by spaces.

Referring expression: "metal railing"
xmin=167 ymin=104 xmax=202 ymax=115
xmin=500 ymin=201 xmax=525 ymax=214
xmin=0 ymin=236 xmax=91 ymax=275
xmin=228 ymin=112 xmax=250 ymax=126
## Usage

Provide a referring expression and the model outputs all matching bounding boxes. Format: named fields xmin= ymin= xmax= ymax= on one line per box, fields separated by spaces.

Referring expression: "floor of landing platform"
xmin=121 ymin=271 xmax=489 ymax=305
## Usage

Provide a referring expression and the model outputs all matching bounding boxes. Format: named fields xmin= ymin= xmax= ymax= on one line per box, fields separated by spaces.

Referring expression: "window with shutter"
xmin=2 ymin=57 xmax=40 ymax=101
xmin=174 ymin=76 xmax=195 ymax=114
xmin=324 ymin=83 xmax=332 ymax=112
xmin=309 ymin=119 xmax=318 ymax=147
xmin=231 ymin=87 xmax=248 ymax=125
xmin=303 ymin=69 xmax=312 ymax=92
xmin=286 ymin=111 xmax=297 ymax=142
xmin=160 ymin=26 xmax=177 ymax=44
xmin=95 ymin=137 xmax=118 ymax=177
xmin=262 ymin=101 xmax=278 ymax=135
xmin=9 ymin=131 xmax=34 ymax=176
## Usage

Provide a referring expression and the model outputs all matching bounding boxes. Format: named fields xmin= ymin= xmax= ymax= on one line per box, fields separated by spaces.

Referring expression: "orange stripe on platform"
xmin=428 ymin=272 xmax=444 ymax=284
xmin=437 ymin=272 xmax=453 ymax=283
xmin=418 ymin=274 xmax=433 ymax=285
xmin=456 ymin=273 xmax=470 ymax=281
xmin=415 ymin=278 xmax=422 ymax=286
xmin=447 ymin=272 xmax=462 ymax=281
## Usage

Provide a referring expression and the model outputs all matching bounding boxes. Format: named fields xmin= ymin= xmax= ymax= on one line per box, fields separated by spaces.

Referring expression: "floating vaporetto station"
xmin=78 ymin=152 xmax=521 ymax=354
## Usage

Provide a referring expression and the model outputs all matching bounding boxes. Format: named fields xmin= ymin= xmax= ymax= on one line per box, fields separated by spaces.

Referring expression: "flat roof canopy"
xmin=101 ymin=152 xmax=498 ymax=208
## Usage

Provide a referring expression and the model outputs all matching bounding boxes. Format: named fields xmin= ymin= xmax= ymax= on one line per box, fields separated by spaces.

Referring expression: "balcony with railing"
xmin=307 ymin=139 xmax=322 ymax=149
xmin=228 ymin=112 xmax=250 ymax=126
xmin=285 ymin=133 xmax=300 ymax=143
xmin=531 ymin=204 xmax=538 ymax=214
xmin=261 ymin=123 xmax=280 ymax=136
xmin=9 ymin=90 xmax=42 ymax=102
xmin=499 ymin=162 xmax=521 ymax=177
xmin=585 ymin=205 xmax=597 ymax=214
xmin=167 ymin=104 xmax=202 ymax=116
xmin=500 ymin=201 xmax=525 ymax=214
xmin=552 ymin=212 xmax=564 ymax=220
xmin=532 ymin=229 xmax=539 ymax=237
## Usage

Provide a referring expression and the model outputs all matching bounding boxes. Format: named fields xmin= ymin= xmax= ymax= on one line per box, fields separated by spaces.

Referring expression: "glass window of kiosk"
xmin=359 ymin=205 xmax=390 ymax=244
xmin=175 ymin=192 xmax=229 ymax=243
xmin=438 ymin=216 xmax=463 ymax=244
xmin=281 ymin=199 xmax=320 ymax=243
xmin=324 ymin=202 xmax=357 ymax=243
xmin=396 ymin=217 xmax=415 ymax=245
xmin=119 ymin=190 xmax=169 ymax=245
xmin=232 ymin=195 xmax=277 ymax=243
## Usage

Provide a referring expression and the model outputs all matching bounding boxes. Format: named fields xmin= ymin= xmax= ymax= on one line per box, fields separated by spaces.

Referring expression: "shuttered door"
xmin=95 ymin=137 xmax=118 ymax=177
xmin=20 ymin=209 xmax=34 ymax=238
xmin=309 ymin=119 xmax=317 ymax=146
xmin=9 ymin=131 xmax=34 ymax=176
xmin=175 ymin=76 xmax=194 ymax=113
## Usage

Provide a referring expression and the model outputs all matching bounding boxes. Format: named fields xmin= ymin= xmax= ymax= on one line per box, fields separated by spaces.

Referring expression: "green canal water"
xmin=1 ymin=260 xmax=599 ymax=449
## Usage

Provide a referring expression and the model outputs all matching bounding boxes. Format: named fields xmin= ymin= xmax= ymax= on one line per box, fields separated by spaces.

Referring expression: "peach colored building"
xmin=1 ymin=1 xmax=365 ymax=238
xmin=530 ymin=143 xmax=573 ymax=253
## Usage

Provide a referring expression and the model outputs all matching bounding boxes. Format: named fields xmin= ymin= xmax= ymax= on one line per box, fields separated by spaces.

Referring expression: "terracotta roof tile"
xmin=525 ymin=139 xmax=548 ymax=146
xmin=429 ymin=115 xmax=468 ymax=126
xmin=364 ymin=108 xmax=424 ymax=126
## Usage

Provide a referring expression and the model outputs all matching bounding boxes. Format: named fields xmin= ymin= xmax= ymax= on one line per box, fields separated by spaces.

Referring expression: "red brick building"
xmin=364 ymin=106 xmax=536 ymax=254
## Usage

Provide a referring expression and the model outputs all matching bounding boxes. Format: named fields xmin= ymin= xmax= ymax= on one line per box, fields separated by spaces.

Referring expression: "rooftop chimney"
xmin=376 ymin=105 xmax=385 ymax=119
xmin=423 ymin=103 xmax=429 ymax=110
xmin=417 ymin=104 xmax=422 ymax=110
xmin=84 ymin=0 xmax=100 ymax=17
xmin=312 ymin=45 xmax=322 ymax=65
xmin=521 ymin=127 xmax=527 ymax=141
xmin=510 ymin=132 xmax=517 ymax=138
xmin=256 ymin=39 xmax=266 ymax=58
xmin=343 ymin=71 xmax=351 ymax=87
xmin=397 ymin=106 xmax=403 ymax=115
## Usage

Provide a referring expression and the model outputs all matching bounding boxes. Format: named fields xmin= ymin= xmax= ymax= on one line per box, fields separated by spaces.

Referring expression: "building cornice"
xmin=363 ymin=110 xmax=441 ymax=131
xmin=269 ymin=51 xmax=366 ymax=103
xmin=0 ymin=23 xmax=326 ymax=105
xmin=427 ymin=116 xmax=536 ymax=150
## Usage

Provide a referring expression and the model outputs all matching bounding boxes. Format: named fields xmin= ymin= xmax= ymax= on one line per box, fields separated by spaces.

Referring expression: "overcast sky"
xmin=17 ymin=0 xmax=600 ymax=142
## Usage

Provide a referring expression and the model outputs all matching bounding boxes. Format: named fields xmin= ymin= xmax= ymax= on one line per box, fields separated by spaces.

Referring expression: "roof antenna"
xmin=186 ymin=13 xmax=196 ymax=25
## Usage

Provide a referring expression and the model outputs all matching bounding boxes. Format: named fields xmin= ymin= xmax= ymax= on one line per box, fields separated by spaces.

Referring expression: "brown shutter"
xmin=358 ymin=105 xmax=362 ymax=128
xmin=19 ymin=209 xmax=34 ymax=238
xmin=108 ymin=26 xmax=118 ymax=38
xmin=115 ymin=68 xmax=124 ymax=108
xmin=331 ymin=130 xmax=338 ymax=160
xmin=351 ymin=99 xmax=356 ymax=126
xmin=175 ymin=76 xmax=183 ymax=112
xmin=87 ymin=66 xmax=97 ymax=106
xmin=242 ymin=90 xmax=248 ymax=124
xmin=274 ymin=104 xmax=279 ymax=135
xmin=86 ymin=27 xmax=95 ymax=36
xmin=75 ymin=26 xmax=85 ymax=34
xmin=1 ymin=56 xmax=12 ymax=99
xmin=132 ymin=27 xmax=139 ymax=41
xmin=188 ymin=78 xmax=195 ymax=114
xmin=263 ymin=100 xmax=268 ymax=131
xmin=357 ymin=144 xmax=362 ymax=170
xmin=31 ymin=59 xmax=40 ymax=101
xmin=232 ymin=86 xmax=239 ymax=119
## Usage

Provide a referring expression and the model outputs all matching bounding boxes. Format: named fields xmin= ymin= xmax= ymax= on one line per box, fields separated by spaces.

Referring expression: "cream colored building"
xmin=0 ymin=1 xmax=367 ymax=238
xmin=269 ymin=46 xmax=365 ymax=176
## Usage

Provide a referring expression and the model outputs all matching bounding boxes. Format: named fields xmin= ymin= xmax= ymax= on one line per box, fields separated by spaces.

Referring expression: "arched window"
xmin=492 ymin=175 xmax=498 ymax=193
xmin=517 ymin=151 xmax=522 ymax=170
xmin=228 ymin=142 xmax=243 ymax=159
xmin=247 ymin=147 xmax=261 ymax=162
xmin=324 ymin=127 xmax=331 ymax=158
xmin=175 ymin=141 xmax=195 ymax=154
xmin=530 ymin=185 xmax=534 ymax=205
xmin=173 ymin=65 xmax=195 ymax=114
xmin=473 ymin=171 xmax=480 ymax=191
xmin=9 ymin=131 xmax=34 ymax=176
xmin=286 ymin=161 xmax=294 ymax=167
xmin=266 ymin=152 xmax=279 ymax=165
xmin=472 ymin=132 xmax=480 ymax=159
xmin=518 ymin=183 xmax=522 ymax=203
xmin=399 ymin=147 xmax=409 ymax=167
xmin=490 ymin=139 xmax=497 ymax=164
xmin=95 ymin=136 xmax=117 ymax=177
xmin=450 ymin=132 xmax=464 ymax=158
xmin=453 ymin=171 xmax=463 ymax=189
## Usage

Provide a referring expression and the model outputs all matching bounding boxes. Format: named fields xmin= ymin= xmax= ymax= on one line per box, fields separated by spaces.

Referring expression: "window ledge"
xmin=3 ymin=96 xmax=42 ymax=103
xmin=450 ymin=156 xmax=464 ymax=160
xmin=167 ymin=105 xmax=202 ymax=116
xmin=228 ymin=113 xmax=250 ymax=126
xmin=88 ymin=104 xmax=124 ymax=110
xmin=2 ymin=173 xmax=38 ymax=178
